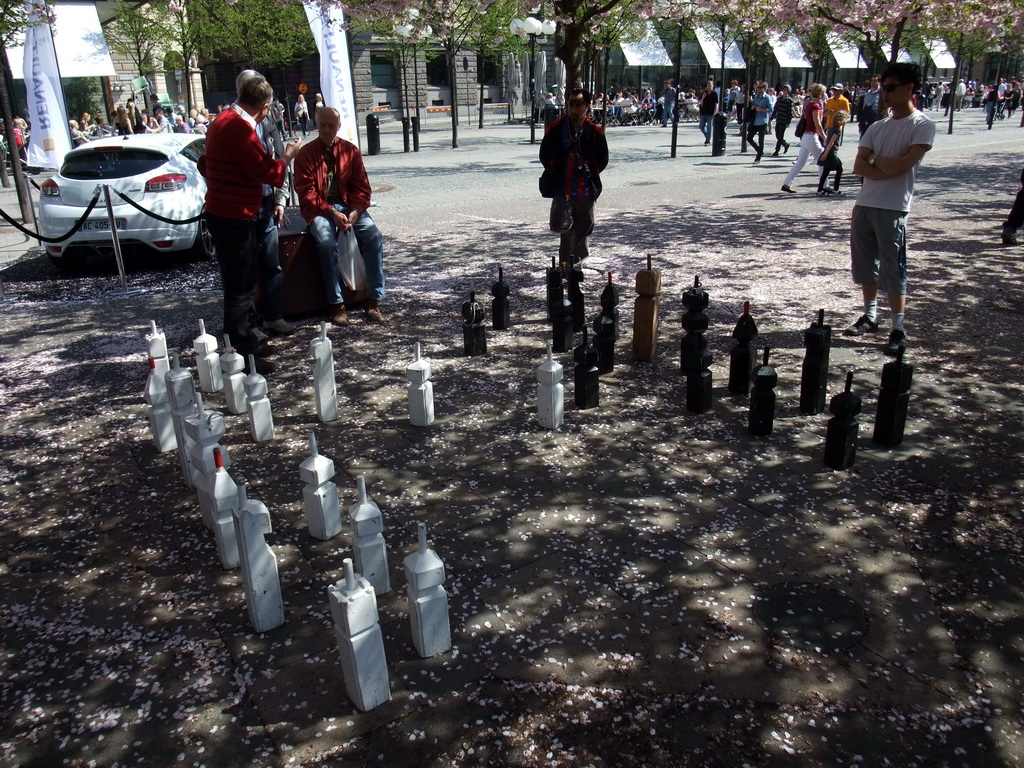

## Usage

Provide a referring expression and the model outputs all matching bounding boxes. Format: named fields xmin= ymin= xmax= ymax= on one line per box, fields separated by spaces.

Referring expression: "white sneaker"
xmin=263 ymin=318 xmax=297 ymax=334
xmin=251 ymin=327 xmax=270 ymax=345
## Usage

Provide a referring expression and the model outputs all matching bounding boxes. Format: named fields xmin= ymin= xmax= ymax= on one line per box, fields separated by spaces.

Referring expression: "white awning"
xmin=620 ymin=21 xmax=673 ymax=67
xmin=828 ymin=34 xmax=867 ymax=70
xmin=927 ymin=40 xmax=956 ymax=70
xmin=8 ymin=3 xmax=115 ymax=79
xmin=696 ymin=27 xmax=746 ymax=70
xmin=769 ymin=33 xmax=812 ymax=68
xmin=881 ymin=44 xmax=914 ymax=64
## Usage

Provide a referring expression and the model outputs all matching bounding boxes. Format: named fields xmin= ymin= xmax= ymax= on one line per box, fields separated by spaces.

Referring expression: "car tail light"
xmin=153 ymin=240 xmax=174 ymax=248
xmin=145 ymin=173 xmax=187 ymax=192
xmin=50 ymin=246 xmax=62 ymax=253
xmin=40 ymin=179 xmax=60 ymax=197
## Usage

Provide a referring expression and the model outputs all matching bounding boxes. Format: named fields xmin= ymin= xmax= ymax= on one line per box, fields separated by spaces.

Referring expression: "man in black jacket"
xmin=771 ymin=87 xmax=793 ymax=156
xmin=539 ymin=88 xmax=609 ymax=267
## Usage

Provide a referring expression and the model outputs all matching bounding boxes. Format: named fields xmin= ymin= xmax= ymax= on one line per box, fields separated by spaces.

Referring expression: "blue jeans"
xmin=308 ymin=204 xmax=385 ymax=306
xmin=698 ymin=114 xmax=713 ymax=142
xmin=252 ymin=195 xmax=282 ymax=323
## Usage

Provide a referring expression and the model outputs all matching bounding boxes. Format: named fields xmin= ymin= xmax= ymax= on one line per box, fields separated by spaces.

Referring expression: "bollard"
xmin=401 ymin=117 xmax=411 ymax=153
xmin=712 ymin=111 xmax=728 ymax=157
xmin=366 ymin=114 xmax=381 ymax=156
xmin=411 ymin=116 xmax=420 ymax=152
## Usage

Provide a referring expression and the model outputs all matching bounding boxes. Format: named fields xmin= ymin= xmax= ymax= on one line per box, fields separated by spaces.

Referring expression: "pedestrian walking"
xmin=771 ymin=87 xmax=793 ymax=155
xmin=781 ymin=83 xmax=827 ymax=193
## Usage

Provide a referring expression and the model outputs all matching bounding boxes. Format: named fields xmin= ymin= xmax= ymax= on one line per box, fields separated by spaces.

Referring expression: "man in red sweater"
xmin=199 ymin=74 xmax=300 ymax=371
xmin=295 ymin=107 xmax=385 ymax=325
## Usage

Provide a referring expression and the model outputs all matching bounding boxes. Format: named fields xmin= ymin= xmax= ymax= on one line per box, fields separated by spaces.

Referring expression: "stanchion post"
xmin=103 ymin=184 xmax=140 ymax=296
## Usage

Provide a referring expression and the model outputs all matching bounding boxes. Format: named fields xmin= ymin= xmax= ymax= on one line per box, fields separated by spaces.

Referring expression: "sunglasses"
xmin=881 ymin=82 xmax=909 ymax=93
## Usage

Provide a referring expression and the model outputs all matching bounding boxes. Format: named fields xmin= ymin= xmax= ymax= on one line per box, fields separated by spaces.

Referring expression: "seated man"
xmin=295 ymin=107 xmax=385 ymax=325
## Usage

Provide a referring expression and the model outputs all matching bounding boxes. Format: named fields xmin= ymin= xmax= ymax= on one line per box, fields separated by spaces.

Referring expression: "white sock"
xmin=864 ymin=300 xmax=878 ymax=322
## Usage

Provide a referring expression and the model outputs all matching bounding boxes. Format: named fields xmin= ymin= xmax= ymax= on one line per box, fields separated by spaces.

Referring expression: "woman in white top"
xmin=294 ymin=94 xmax=309 ymax=137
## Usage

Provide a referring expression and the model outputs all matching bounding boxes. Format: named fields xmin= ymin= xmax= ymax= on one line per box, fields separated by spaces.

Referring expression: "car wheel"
xmin=47 ymin=248 xmax=89 ymax=272
xmin=190 ymin=218 xmax=215 ymax=260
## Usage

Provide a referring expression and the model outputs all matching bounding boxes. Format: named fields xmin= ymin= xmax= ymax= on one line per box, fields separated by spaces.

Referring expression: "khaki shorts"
xmin=850 ymin=205 xmax=908 ymax=295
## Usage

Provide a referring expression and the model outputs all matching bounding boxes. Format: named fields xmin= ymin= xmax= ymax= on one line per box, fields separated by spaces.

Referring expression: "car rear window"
xmin=60 ymin=149 xmax=168 ymax=180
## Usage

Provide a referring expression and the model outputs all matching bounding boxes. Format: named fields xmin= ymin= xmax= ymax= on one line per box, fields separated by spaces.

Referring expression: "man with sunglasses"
xmin=539 ymin=88 xmax=609 ymax=267
xmin=846 ymin=62 xmax=935 ymax=356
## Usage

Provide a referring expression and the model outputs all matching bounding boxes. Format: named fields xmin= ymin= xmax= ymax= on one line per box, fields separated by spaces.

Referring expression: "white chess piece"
xmin=185 ymin=394 xmax=230 ymax=530
xmin=220 ymin=335 xmax=247 ymax=416
xmin=146 ymin=320 xmax=169 ymax=378
xmin=404 ymin=522 xmax=452 ymax=658
xmin=245 ymin=355 xmax=275 ymax=442
xmin=310 ymin=322 xmax=339 ymax=423
xmin=406 ymin=342 xmax=434 ymax=427
xmin=536 ymin=344 xmax=564 ymax=429
xmin=348 ymin=475 xmax=390 ymax=595
xmin=145 ymin=356 xmax=176 ymax=452
xmin=233 ymin=485 xmax=284 ymax=633
xmin=299 ymin=432 xmax=342 ymax=540
xmin=208 ymin=447 xmax=240 ymax=569
xmin=327 ymin=558 xmax=391 ymax=711
xmin=194 ymin=319 xmax=223 ymax=394
xmin=165 ymin=353 xmax=199 ymax=487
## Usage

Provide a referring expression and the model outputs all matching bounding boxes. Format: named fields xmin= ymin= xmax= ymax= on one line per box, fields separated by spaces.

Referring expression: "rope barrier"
xmin=113 ymin=189 xmax=205 ymax=225
xmin=0 ymin=193 xmax=101 ymax=243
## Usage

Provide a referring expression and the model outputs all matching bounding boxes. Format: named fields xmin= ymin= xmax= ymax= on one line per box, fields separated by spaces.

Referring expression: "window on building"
xmin=478 ymin=54 xmax=498 ymax=85
xmin=370 ymin=55 xmax=396 ymax=88
xmin=426 ymin=53 xmax=449 ymax=86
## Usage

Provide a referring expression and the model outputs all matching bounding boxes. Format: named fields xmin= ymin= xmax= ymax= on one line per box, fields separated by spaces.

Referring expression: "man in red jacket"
xmin=199 ymin=74 xmax=300 ymax=372
xmin=294 ymin=107 xmax=385 ymax=325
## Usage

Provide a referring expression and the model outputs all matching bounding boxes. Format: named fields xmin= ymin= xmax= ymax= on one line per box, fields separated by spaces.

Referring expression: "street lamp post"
xmin=511 ymin=16 xmax=556 ymax=144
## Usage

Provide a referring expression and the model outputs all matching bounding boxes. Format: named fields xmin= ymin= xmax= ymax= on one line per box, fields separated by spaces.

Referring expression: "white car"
xmin=39 ymin=134 xmax=214 ymax=270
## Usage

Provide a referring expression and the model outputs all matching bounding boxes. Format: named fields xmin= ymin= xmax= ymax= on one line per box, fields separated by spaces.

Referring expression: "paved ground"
xmin=1 ymin=106 xmax=1023 ymax=767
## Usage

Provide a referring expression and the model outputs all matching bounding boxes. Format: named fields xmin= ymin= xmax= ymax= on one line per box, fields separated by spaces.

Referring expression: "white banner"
xmin=302 ymin=1 xmax=359 ymax=148
xmin=23 ymin=6 xmax=71 ymax=169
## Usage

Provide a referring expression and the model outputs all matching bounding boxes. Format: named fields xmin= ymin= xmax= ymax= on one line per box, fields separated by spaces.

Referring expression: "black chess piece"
xmin=598 ymin=271 xmax=620 ymax=341
xmin=872 ymin=348 xmax=913 ymax=447
xmin=551 ymin=277 xmax=574 ymax=353
xmin=680 ymin=275 xmax=712 ymax=413
xmin=799 ymin=308 xmax=832 ymax=415
xmin=546 ymin=256 xmax=563 ymax=321
xmin=823 ymin=371 xmax=861 ymax=469
xmin=728 ymin=301 xmax=758 ymax=395
xmin=594 ymin=311 xmax=615 ymax=374
xmin=749 ymin=346 xmax=777 ymax=436
xmin=573 ymin=327 xmax=599 ymax=409
xmin=567 ymin=264 xmax=585 ymax=333
xmin=491 ymin=266 xmax=510 ymax=331
xmin=462 ymin=291 xmax=487 ymax=356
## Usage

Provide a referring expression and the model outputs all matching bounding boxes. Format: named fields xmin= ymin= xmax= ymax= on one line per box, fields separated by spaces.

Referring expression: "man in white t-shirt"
xmin=844 ymin=62 xmax=936 ymax=356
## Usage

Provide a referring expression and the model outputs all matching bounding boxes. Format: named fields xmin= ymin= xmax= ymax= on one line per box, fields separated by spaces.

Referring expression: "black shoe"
xmin=1002 ymin=227 xmax=1018 ymax=245
xmin=844 ymin=315 xmax=880 ymax=336
xmin=753 ymin=156 xmax=761 ymax=164
xmin=883 ymin=329 xmax=906 ymax=356
xmin=783 ymin=143 xmax=790 ymax=154
xmin=772 ymin=150 xmax=779 ymax=156
xmin=704 ymin=140 xmax=710 ymax=146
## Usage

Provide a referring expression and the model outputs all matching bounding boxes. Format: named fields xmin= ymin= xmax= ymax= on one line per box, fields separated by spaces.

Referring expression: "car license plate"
xmin=82 ymin=218 xmax=127 ymax=231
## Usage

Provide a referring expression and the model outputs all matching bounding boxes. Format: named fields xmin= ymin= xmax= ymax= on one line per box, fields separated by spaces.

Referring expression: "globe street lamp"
xmin=510 ymin=16 xmax=556 ymax=144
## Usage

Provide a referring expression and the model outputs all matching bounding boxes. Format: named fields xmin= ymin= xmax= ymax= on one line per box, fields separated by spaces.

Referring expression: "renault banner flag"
xmin=23 ymin=5 xmax=71 ymax=169
xmin=302 ymin=1 xmax=359 ymax=147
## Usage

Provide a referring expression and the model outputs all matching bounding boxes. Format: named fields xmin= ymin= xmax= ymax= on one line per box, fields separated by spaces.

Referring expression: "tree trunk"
xmin=555 ymin=22 xmax=585 ymax=89
xmin=447 ymin=43 xmax=458 ymax=148
xmin=0 ymin=45 xmax=34 ymax=221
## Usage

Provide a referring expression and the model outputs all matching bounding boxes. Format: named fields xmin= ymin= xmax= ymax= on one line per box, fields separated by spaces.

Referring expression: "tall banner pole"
xmin=23 ymin=1 xmax=71 ymax=169
xmin=302 ymin=1 xmax=360 ymax=149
